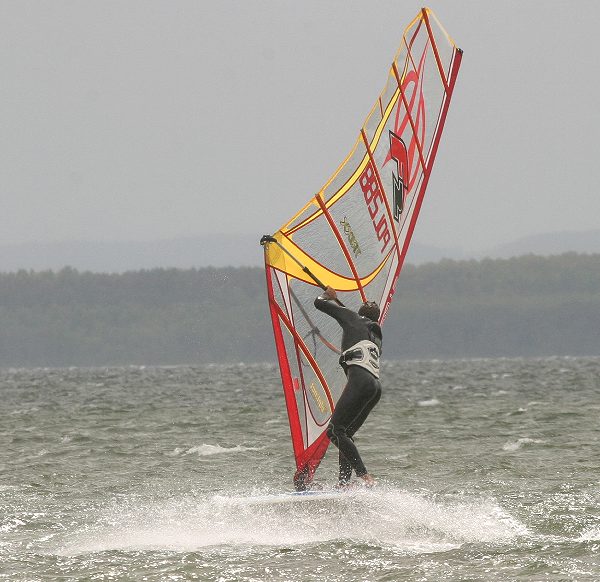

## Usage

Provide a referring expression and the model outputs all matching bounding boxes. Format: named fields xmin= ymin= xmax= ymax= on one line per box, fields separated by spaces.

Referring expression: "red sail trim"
xmin=315 ymin=194 xmax=367 ymax=302
xmin=277 ymin=279 xmax=311 ymax=444
xmin=408 ymin=13 xmax=424 ymax=47
xmin=282 ymin=282 xmax=315 ymax=445
xmin=360 ymin=129 xmax=402 ymax=264
xmin=421 ymin=8 xmax=449 ymax=93
xmin=267 ymin=266 xmax=333 ymax=470
xmin=271 ymin=300 xmax=335 ymax=413
xmin=402 ymin=14 xmax=424 ymax=74
xmin=382 ymin=47 xmax=462 ymax=320
xmin=392 ymin=60 xmax=427 ymax=175
xmin=264 ymin=264 xmax=305 ymax=459
xmin=293 ymin=431 xmax=330 ymax=487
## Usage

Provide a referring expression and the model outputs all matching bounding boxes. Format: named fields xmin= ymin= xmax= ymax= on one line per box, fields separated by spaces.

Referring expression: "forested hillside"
xmin=385 ymin=254 xmax=600 ymax=358
xmin=0 ymin=254 xmax=598 ymax=367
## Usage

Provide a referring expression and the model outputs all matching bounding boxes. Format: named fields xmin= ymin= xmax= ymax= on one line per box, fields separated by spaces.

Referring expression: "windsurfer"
xmin=314 ymin=286 xmax=382 ymax=487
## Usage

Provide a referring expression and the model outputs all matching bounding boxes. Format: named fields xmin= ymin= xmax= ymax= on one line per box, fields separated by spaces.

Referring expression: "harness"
xmin=339 ymin=340 xmax=380 ymax=379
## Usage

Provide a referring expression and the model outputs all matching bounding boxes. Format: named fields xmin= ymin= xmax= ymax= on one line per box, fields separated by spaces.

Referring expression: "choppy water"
xmin=2 ymin=357 xmax=600 ymax=580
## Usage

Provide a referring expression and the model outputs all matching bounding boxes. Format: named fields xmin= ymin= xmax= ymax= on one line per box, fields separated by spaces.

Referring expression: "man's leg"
xmin=327 ymin=376 xmax=380 ymax=479
xmin=338 ymin=448 xmax=353 ymax=485
xmin=346 ymin=381 xmax=382 ymax=437
xmin=338 ymin=381 xmax=381 ymax=483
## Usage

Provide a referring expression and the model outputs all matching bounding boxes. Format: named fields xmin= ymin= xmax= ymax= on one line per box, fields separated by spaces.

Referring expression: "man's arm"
xmin=314 ymin=286 xmax=358 ymax=326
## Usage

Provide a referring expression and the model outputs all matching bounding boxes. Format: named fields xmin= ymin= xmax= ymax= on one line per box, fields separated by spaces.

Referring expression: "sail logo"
xmin=309 ymin=382 xmax=328 ymax=414
xmin=384 ymin=45 xmax=428 ymax=220
xmin=358 ymin=46 xmax=428 ymax=253
xmin=359 ymin=162 xmax=391 ymax=255
xmin=340 ymin=217 xmax=361 ymax=257
xmin=389 ymin=132 xmax=409 ymax=221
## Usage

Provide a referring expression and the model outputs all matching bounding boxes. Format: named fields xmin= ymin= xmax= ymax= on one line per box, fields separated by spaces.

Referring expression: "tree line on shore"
xmin=0 ymin=253 xmax=598 ymax=367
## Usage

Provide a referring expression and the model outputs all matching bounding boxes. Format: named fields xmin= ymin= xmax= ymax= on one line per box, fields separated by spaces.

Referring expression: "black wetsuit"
xmin=314 ymin=295 xmax=382 ymax=483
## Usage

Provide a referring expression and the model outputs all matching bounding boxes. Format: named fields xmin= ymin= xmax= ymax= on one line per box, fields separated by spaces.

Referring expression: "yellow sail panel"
xmin=265 ymin=231 xmax=391 ymax=292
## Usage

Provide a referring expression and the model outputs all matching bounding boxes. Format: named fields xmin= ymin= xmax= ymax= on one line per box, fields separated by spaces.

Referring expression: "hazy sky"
xmin=1 ymin=1 xmax=599 ymax=253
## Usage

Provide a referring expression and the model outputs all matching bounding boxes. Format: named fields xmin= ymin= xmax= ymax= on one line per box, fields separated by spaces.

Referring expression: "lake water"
xmin=2 ymin=357 xmax=600 ymax=580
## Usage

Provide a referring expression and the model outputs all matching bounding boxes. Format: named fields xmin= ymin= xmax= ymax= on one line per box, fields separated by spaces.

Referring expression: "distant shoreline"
xmin=0 ymin=253 xmax=599 ymax=367
xmin=1 ymin=230 xmax=600 ymax=273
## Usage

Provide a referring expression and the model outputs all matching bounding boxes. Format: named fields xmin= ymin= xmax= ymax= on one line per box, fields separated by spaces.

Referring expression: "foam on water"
xmin=167 ymin=444 xmax=264 ymax=457
xmin=578 ymin=527 xmax=600 ymax=541
xmin=56 ymin=486 xmax=527 ymax=556
xmin=502 ymin=437 xmax=545 ymax=451
xmin=0 ymin=518 xmax=26 ymax=534
xmin=417 ymin=398 xmax=441 ymax=407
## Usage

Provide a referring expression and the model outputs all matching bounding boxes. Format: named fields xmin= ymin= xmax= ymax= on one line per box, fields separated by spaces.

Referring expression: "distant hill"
xmin=484 ymin=229 xmax=600 ymax=259
xmin=0 ymin=235 xmax=265 ymax=273
xmin=0 ymin=235 xmax=462 ymax=272
xmin=1 ymin=229 xmax=599 ymax=273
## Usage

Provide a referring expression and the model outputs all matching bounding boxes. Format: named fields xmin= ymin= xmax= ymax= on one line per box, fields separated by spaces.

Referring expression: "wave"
xmin=502 ymin=438 xmax=545 ymax=452
xmin=0 ymin=518 xmax=26 ymax=534
xmin=55 ymin=485 xmax=527 ymax=556
xmin=166 ymin=444 xmax=264 ymax=457
xmin=578 ymin=527 xmax=600 ymax=541
xmin=417 ymin=398 xmax=441 ymax=407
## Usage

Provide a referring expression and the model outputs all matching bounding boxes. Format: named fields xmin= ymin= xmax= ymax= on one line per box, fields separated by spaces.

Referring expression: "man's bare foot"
xmin=360 ymin=473 xmax=376 ymax=488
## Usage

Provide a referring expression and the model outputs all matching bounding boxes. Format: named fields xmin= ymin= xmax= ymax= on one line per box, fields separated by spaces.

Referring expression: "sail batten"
xmin=262 ymin=7 xmax=462 ymax=487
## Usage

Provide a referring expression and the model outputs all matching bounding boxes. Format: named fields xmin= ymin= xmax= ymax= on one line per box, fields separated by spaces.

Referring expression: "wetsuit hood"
xmin=358 ymin=301 xmax=380 ymax=322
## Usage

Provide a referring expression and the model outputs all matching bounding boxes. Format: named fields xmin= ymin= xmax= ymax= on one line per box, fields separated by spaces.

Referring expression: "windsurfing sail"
xmin=261 ymin=7 xmax=462 ymax=489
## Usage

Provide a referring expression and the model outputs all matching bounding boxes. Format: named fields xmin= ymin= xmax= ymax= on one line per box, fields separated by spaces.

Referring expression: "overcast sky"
xmin=1 ymin=1 xmax=599 ymax=253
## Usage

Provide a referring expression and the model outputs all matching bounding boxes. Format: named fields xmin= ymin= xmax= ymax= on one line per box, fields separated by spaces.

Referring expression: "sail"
xmin=261 ymin=8 xmax=462 ymax=487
